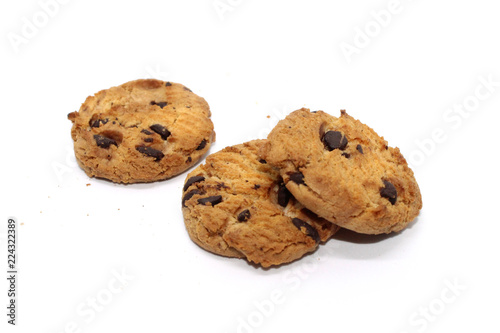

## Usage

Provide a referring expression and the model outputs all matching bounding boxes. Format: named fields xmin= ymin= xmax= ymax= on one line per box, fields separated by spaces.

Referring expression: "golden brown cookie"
xmin=259 ymin=108 xmax=422 ymax=234
xmin=182 ymin=140 xmax=339 ymax=268
xmin=68 ymin=79 xmax=215 ymax=183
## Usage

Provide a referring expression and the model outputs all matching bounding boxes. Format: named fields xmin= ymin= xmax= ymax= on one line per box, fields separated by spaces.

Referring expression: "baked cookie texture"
xmin=68 ymin=79 xmax=215 ymax=183
xmin=182 ymin=140 xmax=340 ymax=268
xmin=259 ymin=108 xmax=422 ymax=234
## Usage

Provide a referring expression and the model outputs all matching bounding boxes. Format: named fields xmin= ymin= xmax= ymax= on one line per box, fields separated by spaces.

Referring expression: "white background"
xmin=1 ymin=0 xmax=499 ymax=332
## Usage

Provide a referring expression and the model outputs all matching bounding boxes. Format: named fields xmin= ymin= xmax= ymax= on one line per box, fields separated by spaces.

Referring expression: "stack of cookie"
xmin=182 ymin=109 xmax=422 ymax=267
xmin=68 ymin=79 xmax=422 ymax=268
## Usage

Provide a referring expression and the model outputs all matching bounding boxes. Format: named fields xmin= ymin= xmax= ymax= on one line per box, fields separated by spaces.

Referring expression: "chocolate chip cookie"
xmin=259 ymin=108 xmax=422 ymax=234
xmin=182 ymin=140 xmax=339 ymax=267
xmin=68 ymin=79 xmax=215 ymax=183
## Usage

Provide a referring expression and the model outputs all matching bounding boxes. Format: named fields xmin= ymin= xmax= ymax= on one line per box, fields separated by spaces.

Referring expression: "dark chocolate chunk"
xmin=135 ymin=146 xmax=164 ymax=161
xmin=150 ymin=101 xmax=168 ymax=108
xmin=342 ymin=152 xmax=350 ymax=158
xmin=237 ymin=209 xmax=251 ymax=222
xmin=292 ymin=218 xmax=320 ymax=243
xmin=141 ymin=129 xmax=153 ymax=135
xmin=183 ymin=176 xmax=205 ymax=191
xmin=216 ymin=182 xmax=228 ymax=190
xmin=258 ymin=159 xmax=267 ymax=164
xmin=143 ymin=138 xmax=153 ymax=143
xmin=197 ymin=195 xmax=222 ymax=206
xmin=380 ymin=180 xmax=397 ymax=205
xmin=89 ymin=118 xmax=108 ymax=128
xmin=165 ymin=82 xmax=172 ymax=86
xmin=150 ymin=124 xmax=171 ymax=140
xmin=323 ymin=131 xmax=348 ymax=151
xmin=289 ymin=172 xmax=305 ymax=185
xmin=356 ymin=144 xmax=363 ymax=154
xmin=186 ymin=156 xmax=192 ymax=163
xmin=253 ymin=184 xmax=261 ymax=190
xmin=182 ymin=189 xmax=201 ymax=207
xmin=196 ymin=139 xmax=207 ymax=150
xmin=277 ymin=183 xmax=292 ymax=207
xmin=94 ymin=134 xmax=117 ymax=149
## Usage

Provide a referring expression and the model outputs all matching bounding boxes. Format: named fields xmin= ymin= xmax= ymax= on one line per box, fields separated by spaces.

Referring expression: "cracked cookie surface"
xmin=259 ymin=108 xmax=422 ymax=234
xmin=182 ymin=140 xmax=339 ymax=268
xmin=68 ymin=79 xmax=215 ymax=183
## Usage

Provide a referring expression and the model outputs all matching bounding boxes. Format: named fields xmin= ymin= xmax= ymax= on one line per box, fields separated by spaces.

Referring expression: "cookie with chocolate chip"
xmin=182 ymin=140 xmax=339 ymax=267
xmin=68 ymin=79 xmax=215 ymax=183
xmin=259 ymin=108 xmax=422 ymax=234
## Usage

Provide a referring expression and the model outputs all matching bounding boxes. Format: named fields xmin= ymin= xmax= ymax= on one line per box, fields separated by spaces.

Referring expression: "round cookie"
xmin=68 ymin=79 xmax=215 ymax=183
xmin=182 ymin=140 xmax=340 ymax=268
xmin=259 ymin=108 xmax=422 ymax=235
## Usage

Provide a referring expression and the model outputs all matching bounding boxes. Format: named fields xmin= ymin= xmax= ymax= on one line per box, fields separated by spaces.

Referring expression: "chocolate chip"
xmin=342 ymin=152 xmax=350 ymax=158
xmin=183 ymin=176 xmax=205 ymax=191
xmin=258 ymin=159 xmax=267 ymax=164
xmin=94 ymin=134 xmax=117 ymax=149
xmin=237 ymin=209 xmax=251 ymax=222
xmin=380 ymin=180 xmax=397 ymax=205
xmin=183 ymin=86 xmax=192 ymax=92
xmin=149 ymin=124 xmax=171 ymax=140
xmin=289 ymin=172 xmax=305 ymax=185
xmin=323 ymin=131 xmax=348 ymax=151
xmin=197 ymin=195 xmax=222 ymax=206
xmin=311 ymin=111 xmax=318 ymax=113
xmin=356 ymin=145 xmax=363 ymax=154
xmin=141 ymin=129 xmax=152 ymax=135
xmin=216 ymin=182 xmax=228 ymax=190
xmin=277 ymin=183 xmax=291 ymax=207
xmin=253 ymin=184 xmax=261 ymax=190
xmin=196 ymin=139 xmax=207 ymax=150
xmin=186 ymin=156 xmax=192 ymax=163
xmin=182 ymin=189 xmax=201 ymax=207
xmin=150 ymin=101 xmax=168 ymax=108
xmin=292 ymin=218 xmax=320 ymax=243
xmin=89 ymin=117 xmax=108 ymax=128
xmin=143 ymin=138 xmax=153 ymax=142
xmin=165 ymin=82 xmax=172 ymax=86
xmin=135 ymin=146 xmax=164 ymax=161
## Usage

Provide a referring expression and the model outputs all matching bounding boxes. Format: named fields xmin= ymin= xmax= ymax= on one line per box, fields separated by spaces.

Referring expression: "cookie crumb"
xmin=86 ymin=183 xmax=91 ymax=186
